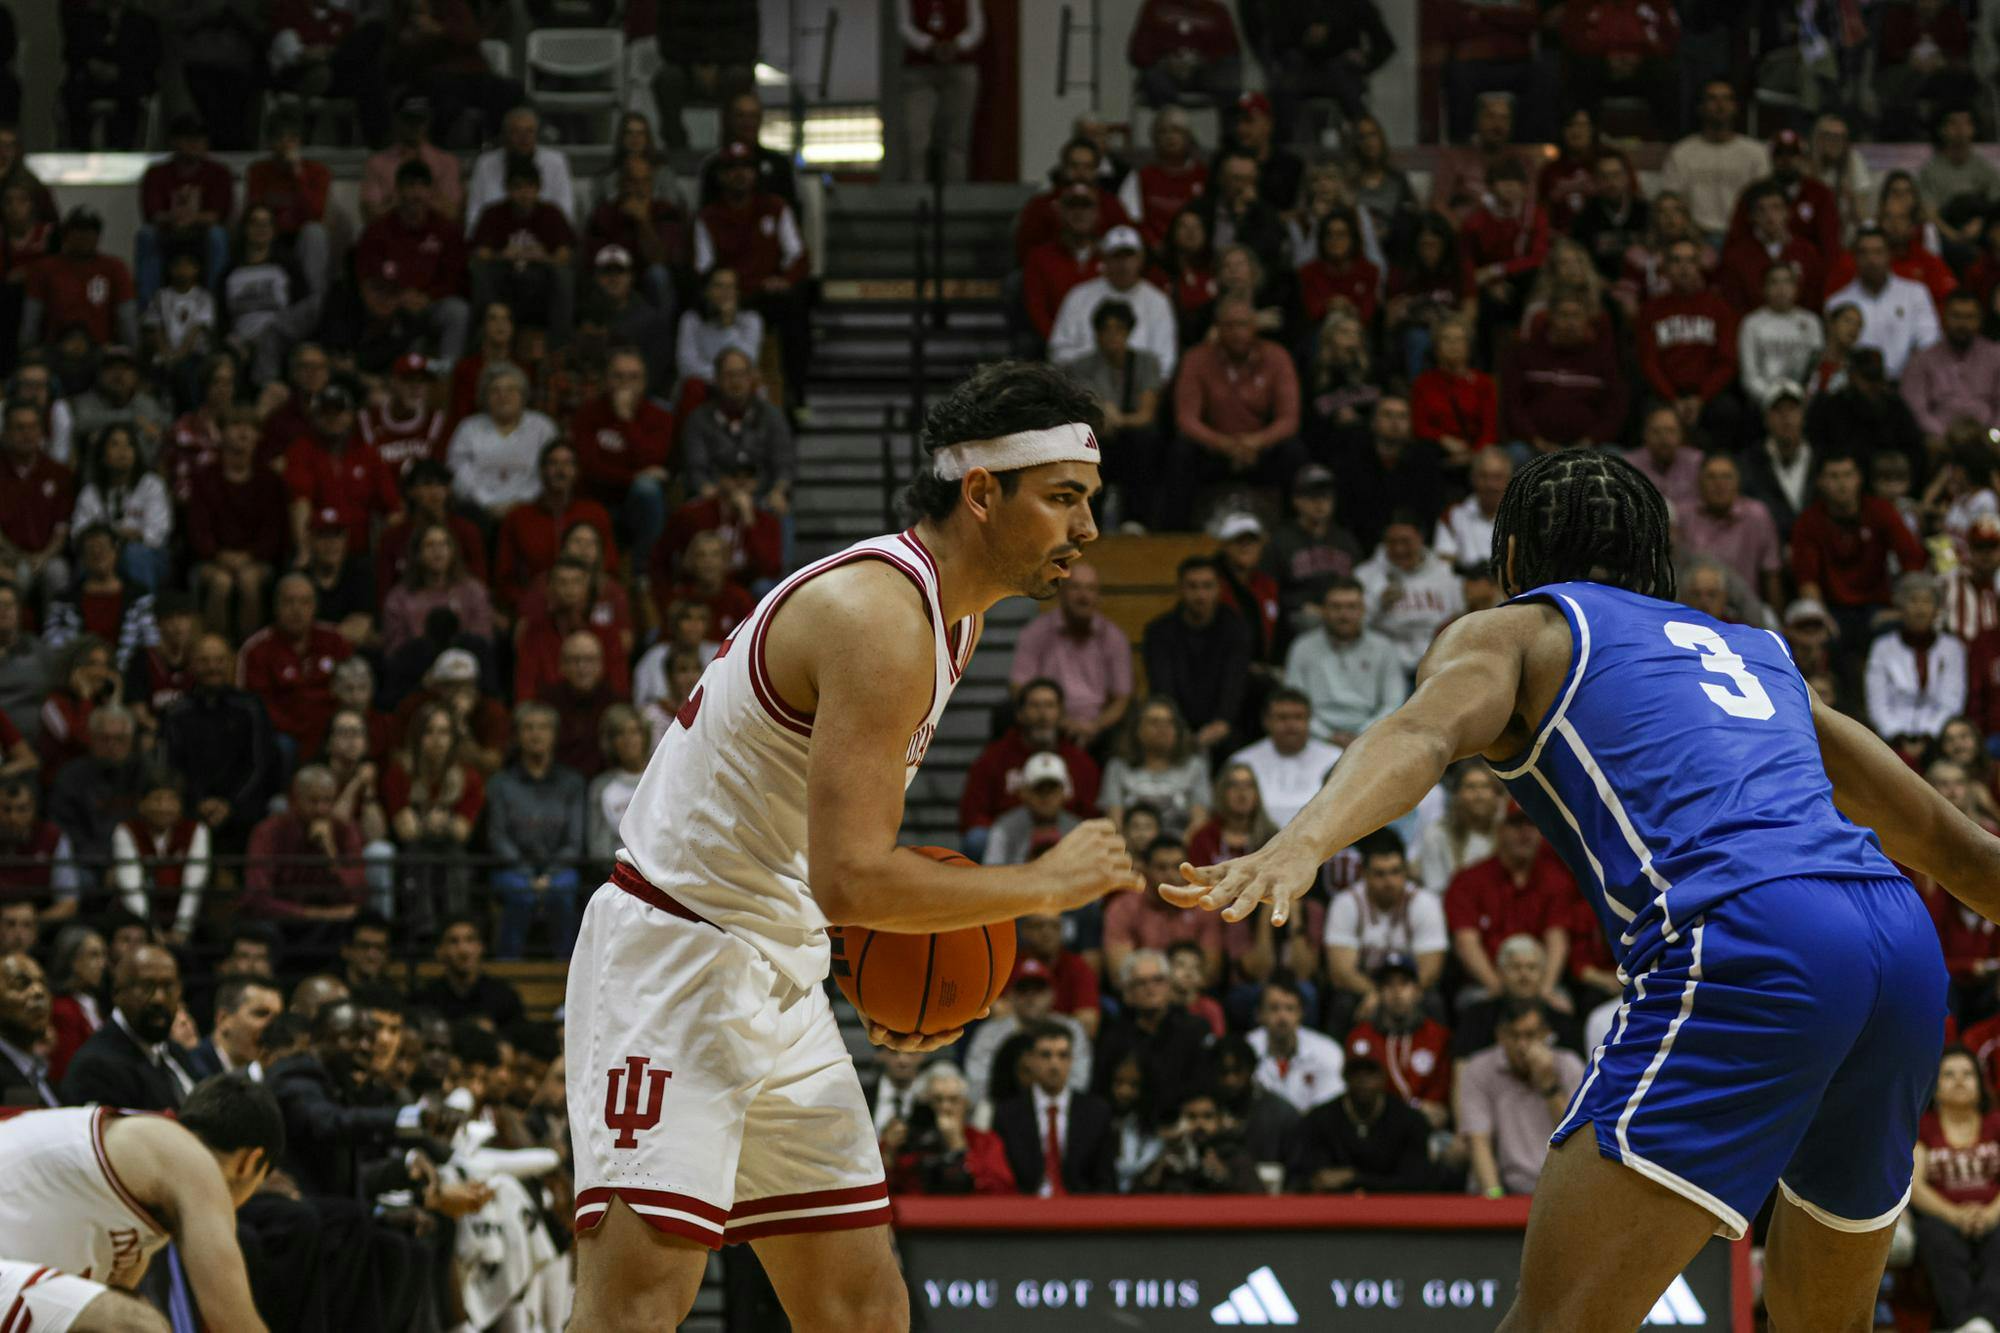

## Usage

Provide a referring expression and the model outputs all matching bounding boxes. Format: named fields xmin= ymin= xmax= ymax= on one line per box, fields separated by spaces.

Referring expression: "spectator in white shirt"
xmin=1434 ymin=449 xmax=1509 ymax=576
xmin=1826 ymin=226 xmax=1940 ymax=380
xmin=445 ymin=364 xmax=560 ymax=521
xmin=1354 ymin=516 xmax=1465 ymax=676
xmin=1323 ymin=831 xmax=1448 ymax=1031
xmin=1410 ymin=760 xmax=1504 ymax=893
xmin=1660 ymin=81 xmax=1771 ymax=241
xmin=1737 ymin=263 xmax=1824 ymax=409
xmin=464 ymin=108 xmax=577 ymax=233
xmin=1225 ymin=688 xmax=1340 ymax=828
xmin=1047 ymin=226 xmax=1178 ymax=376
xmin=1866 ymin=572 xmax=1968 ymax=741
xmin=1246 ymin=979 xmax=1345 ymax=1113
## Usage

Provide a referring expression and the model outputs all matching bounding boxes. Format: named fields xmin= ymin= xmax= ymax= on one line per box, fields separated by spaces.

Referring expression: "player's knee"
xmin=74 ymin=1290 xmax=171 ymax=1333
xmin=789 ymin=1270 xmax=910 ymax=1333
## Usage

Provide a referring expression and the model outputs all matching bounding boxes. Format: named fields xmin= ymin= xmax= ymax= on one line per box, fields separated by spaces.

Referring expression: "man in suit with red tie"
xmin=993 ymin=1022 xmax=1117 ymax=1194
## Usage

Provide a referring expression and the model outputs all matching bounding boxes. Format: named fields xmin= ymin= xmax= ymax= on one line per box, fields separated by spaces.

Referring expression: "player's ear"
xmin=960 ymin=467 xmax=1001 ymax=524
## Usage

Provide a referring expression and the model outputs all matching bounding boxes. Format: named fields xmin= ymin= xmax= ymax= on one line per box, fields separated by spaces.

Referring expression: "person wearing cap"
xmin=390 ymin=648 xmax=511 ymax=776
xmin=57 ymin=0 xmax=161 ymax=150
xmin=1344 ymin=953 xmax=1453 ymax=1126
xmin=1740 ymin=379 xmax=1817 ymax=539
xmin=962 ymin=956 xmax=1094 ymax=1107
xmin=1323 ymin=830 xmax=1447 ymax=1024
xmin=1052 ymin=229 xmax=1179 ymax=379
xmin=360 ymin=355 xmax=449 ymax=478
xmin=1012 ymin=137 xmax=1134 ymax=266
xmin=695 ymin=92 xmax=799 ymax=210
xmin=1719 ymin=181 xmax=1827 ymax=315
xmin=1780 ymin=597 xmax=1839 ymax=677
xmin=1826 ymin=226 xmax=1942 ymax=381
xmin=694 ymin=141 xmax=813 ymax=402
xmin=658 ymin=435 xmax=785 ymax=593
xmin=361 ymin=98 xmax=466 ymax=225
xmin=679 ymin=345 xmax=795 ymax=513
xmin=960 ymin=679 xmax=1100 ymax=858
xmin=1738 ymin=260 xmax=1825 ymax=411
xmin=133 ymin=115 xmax=235 ymax=308
xmin=1902 ymin=290 xmax=2000 ymax=453
xmin=465 ymin=107 xmax=577 ymax=234
xmin=299 ymin=507 xmax=378 ymax=653
xmin=160 ymin=634 xmax=281 ymax=851
xmin=471 ymin=160 xmax=578 ymax=343
xmin=1681 ymin=453 xmax=1784 ymax=611
xmin=980 ymin=748 xmax=1088 ymax=860
xmin=20 ymin=209 xmax=140 ymax=353
xmin=892 ymin=0 xmax=986 ymax=184
xmin=1264 ymin=465 xmax=1360 ymax=624
xmin=187 ymin=406 xmax=287 ymax=641
xmin=282 ymin=383 xmax=402 ymax=567
xmin=1944 ymin=516 xmax=2000 ymax=641
xmin=1117 ymin=108 xmax=1208 ymax=252
xmin=1661 ymin=81 xmax=1770 ymax=242
xmin=68 ymin=350 xmax=171 ymax=468
xmin=1127 ymin=0 xmax=1242 ymax=111
xmin=1867 ymin=571 xmax=1969 ymax=740
xmin=355 ymin=160 xmax=472 ymax=364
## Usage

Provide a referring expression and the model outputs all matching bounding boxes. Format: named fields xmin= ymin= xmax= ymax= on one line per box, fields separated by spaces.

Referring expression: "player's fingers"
xmin=1179 ymin=861 xmax=1219 ymax=887
xmin=1156 ymin=881 xmax=1205 ymax=907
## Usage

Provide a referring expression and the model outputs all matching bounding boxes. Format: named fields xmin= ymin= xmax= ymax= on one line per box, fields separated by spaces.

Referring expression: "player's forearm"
xmin=1267 ymin=715 xmax=1453 ymax=868
xmin=817 ymin=847 xmax=1065 ymax=931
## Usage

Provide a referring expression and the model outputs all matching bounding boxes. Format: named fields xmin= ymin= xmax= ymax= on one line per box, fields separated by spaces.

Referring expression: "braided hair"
xmin=1488 ymin=450 xmax=1675 ymax=600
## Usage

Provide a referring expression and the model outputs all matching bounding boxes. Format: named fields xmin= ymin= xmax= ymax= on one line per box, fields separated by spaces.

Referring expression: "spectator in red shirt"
xmin=569 ymin=345 xmax=673 ymax=575
xmin=1410 ymin=316 xmax=1498 ymax=463
xmin=1791 ymin=452 xmax=1929 ymax=649
xmin=283 ymin=384 xmax=402 ymax=560
xmin=1637 ymin=238 xmax=1743 ymax=446
xmin=1343 ymin=956 xmax=1453 ymax=1127
xmin=381 ymin=698 xmax=484 ymax=931
xmin=1128 ymin=0 xmax=1242 ymax=110
xmin=534 ymin=631 xmax=623 ymax=777
xmin=134 ymin=115 xmax=234 ymax=306
xmin=1171 ymin=296 xmax=1304 ymax=511
xmin=1723 ymin=129 xmax=1842 ymax=264
xmin=514 ymin=557 xmax=631 ymax=703
xmin=21 ymin=208 xmax=139 ymax=352
xmin=358 ymin=354 xmax=449 ymax=479
xmin=1024 ymin=185 xmax=1107 ymax=341
xmin=188 ymin=407 xmax=287 ymax=641
xmin=1825 ymin=195 xmax=1959 ymax=309
xmin=354 ymin=160 xmax=471 ymax=363
xmin=243 ymin=110 xmax=333 ymax=297
xmin=694 ymin=141 xmax=813 ymax=407
xmin=238 ymin=572 xmax=353 ymax=767
xmin=0 ymin=400 xmax=74 ymax=603
xmin=241 ymin=763 xmax=367 ymax=924
xmin=1013 ymin=910 xmax=1103 ymax=1037
xmin=1910 ymin=1046 xmax=2000 ymax=1331
xmin=652 ymin=530 xmax=753 ymax=646
xmin=492 ymin=441 xmax=617 ymax=617
xmin=470 ymin=161 xmax=577 ymax=342
xmin=1460 ymin=157 xmax=1550 ymax=351
xmin=658 ymin=448 xmax=784 ymax=591
xmin=1118 ymin=108 xmax=1209 ymax=253
xmin=1444 ymin=804 xmax=1574 ymax=1002
xmin=1295 ymin=208 xmax=1380 ymax=327
xmin=957 ymin=677 xmax=1103 ymax=859
xmin=1014 ymin=137 xmax=1134 ymax=265
xmin=1720 ymin=181 xmax=1826 ymax=314
xmin=1560 ymin=0 xmax=1677 ymax=132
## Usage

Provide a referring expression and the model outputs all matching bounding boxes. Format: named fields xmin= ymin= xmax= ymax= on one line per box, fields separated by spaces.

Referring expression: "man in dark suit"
xmin=0 ymin=951 xmax=58 ymax=1107
xmin=59 ymin=942 xmax=193 ymax=1109
xmin=994 ymin=1022 xmax=1117 ymax=1194
xmin=266 ymin=999 xmax=431 ymax=1198
xmin=186 ymin=974 xmax=286 ymax=1081
xmin=1091 ymin=947 xmax=1214 ymax=1124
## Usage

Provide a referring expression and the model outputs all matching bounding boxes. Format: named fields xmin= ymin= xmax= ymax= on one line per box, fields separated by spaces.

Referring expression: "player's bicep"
xmin=802 ymin=595 xmax=937 ymax=900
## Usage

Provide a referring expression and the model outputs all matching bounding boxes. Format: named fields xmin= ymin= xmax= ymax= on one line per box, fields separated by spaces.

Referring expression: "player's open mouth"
xmin=1049 ymin=554 xmax=1075 ymax=576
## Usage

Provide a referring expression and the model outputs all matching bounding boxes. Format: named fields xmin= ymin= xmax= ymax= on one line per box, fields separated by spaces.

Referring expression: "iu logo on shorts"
xmin=605 ymin=1055 xmax=672 ymax=1148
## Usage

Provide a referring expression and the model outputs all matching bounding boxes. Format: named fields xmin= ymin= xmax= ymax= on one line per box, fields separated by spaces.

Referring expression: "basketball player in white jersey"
xmin=0 ymin=1073 xmax=280 ymax=1333
xmin=566 ymin=362 xmax=1141 ymax=1331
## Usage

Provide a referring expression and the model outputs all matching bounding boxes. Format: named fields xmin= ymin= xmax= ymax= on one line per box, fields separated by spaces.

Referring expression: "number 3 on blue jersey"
xmin=1663 ymin=621 xmax=1777 ymax=721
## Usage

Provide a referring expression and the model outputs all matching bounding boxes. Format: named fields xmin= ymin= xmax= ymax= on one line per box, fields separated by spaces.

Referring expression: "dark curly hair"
xmin=901 ymin=361 xmax=1105 ymax=523
xmin=1490 ymin=449 xmax=1675 ymax=600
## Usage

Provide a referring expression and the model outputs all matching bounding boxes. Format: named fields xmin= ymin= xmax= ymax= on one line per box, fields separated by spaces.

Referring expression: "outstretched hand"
xmin=1161 ymin=844 xmax=1321 ymax=926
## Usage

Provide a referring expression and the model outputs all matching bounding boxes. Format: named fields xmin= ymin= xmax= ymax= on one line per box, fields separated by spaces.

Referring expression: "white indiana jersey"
xmin=0 ymin=1107 xmax=169 ymax=1285
xmin=617 ymin=530 xmax=977 ymax=989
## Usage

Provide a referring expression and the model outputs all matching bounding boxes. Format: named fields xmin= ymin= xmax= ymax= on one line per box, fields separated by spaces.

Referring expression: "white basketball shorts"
xmin=565 ymin=864 xmax=891 ymax=1248
xmin=0 ymin=1261 xmax=111 ymax=1333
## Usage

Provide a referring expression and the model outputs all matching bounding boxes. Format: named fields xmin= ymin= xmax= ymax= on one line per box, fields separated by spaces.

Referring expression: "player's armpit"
xmin=1814 ymin=687 xmax=2000 ymax=920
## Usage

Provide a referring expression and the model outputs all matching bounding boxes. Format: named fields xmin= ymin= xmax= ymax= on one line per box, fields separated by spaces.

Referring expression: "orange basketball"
xmin=830 ymin=846 xmax=1017 ymax=1035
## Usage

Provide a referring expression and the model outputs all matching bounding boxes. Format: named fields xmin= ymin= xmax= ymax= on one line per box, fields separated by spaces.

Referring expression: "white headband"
xmin=930 ymin=422 xmax=1101 ymax=481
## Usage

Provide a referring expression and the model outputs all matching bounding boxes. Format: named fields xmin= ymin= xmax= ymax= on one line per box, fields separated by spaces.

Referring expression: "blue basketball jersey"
xmin=1493 ymin=581 xmax=1899 ymax=972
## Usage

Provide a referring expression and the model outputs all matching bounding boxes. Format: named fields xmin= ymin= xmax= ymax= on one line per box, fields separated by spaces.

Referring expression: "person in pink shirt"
xmin=1008 ymin=563 xmax=1133 ymax=747
xmin=1103 ymin=833 xmax=1223 ymax=988
xmin=360 ymin=99 xmax=466 ymax=224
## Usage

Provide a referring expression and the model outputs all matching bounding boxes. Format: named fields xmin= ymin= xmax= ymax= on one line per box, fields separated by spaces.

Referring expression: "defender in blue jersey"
xmin=1169 ymin=451 xmax=2000 ymax=1332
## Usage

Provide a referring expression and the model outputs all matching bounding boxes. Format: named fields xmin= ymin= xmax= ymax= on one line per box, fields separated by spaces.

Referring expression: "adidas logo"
xmin=1210 ymin=1267 xmax=1299 ymax=1325
xmin=1643 ymin=1275 xmax=1708 ymax=1325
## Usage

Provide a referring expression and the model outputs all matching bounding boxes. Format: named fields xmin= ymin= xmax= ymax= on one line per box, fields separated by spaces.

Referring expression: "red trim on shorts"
xmin=724 ymin=1204 xmax=893 ymax=1244
xmin=727 ymin=1181 xmax=890 ymax=1219
xmin=90 ymin=1108 xmax=167 ymax=1238
xmin=573 ymin=1186 xmax=730 ymax=1250
xmin=609 ymin=862 xmax=715 ymax=928
xmin=747 ymin=549 xmax=936 ymax=737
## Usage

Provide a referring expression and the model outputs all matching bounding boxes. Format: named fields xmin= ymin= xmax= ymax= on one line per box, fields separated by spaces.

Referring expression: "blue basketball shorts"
xmin=1550 ymin=875 xmax=1948 ymax=1239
